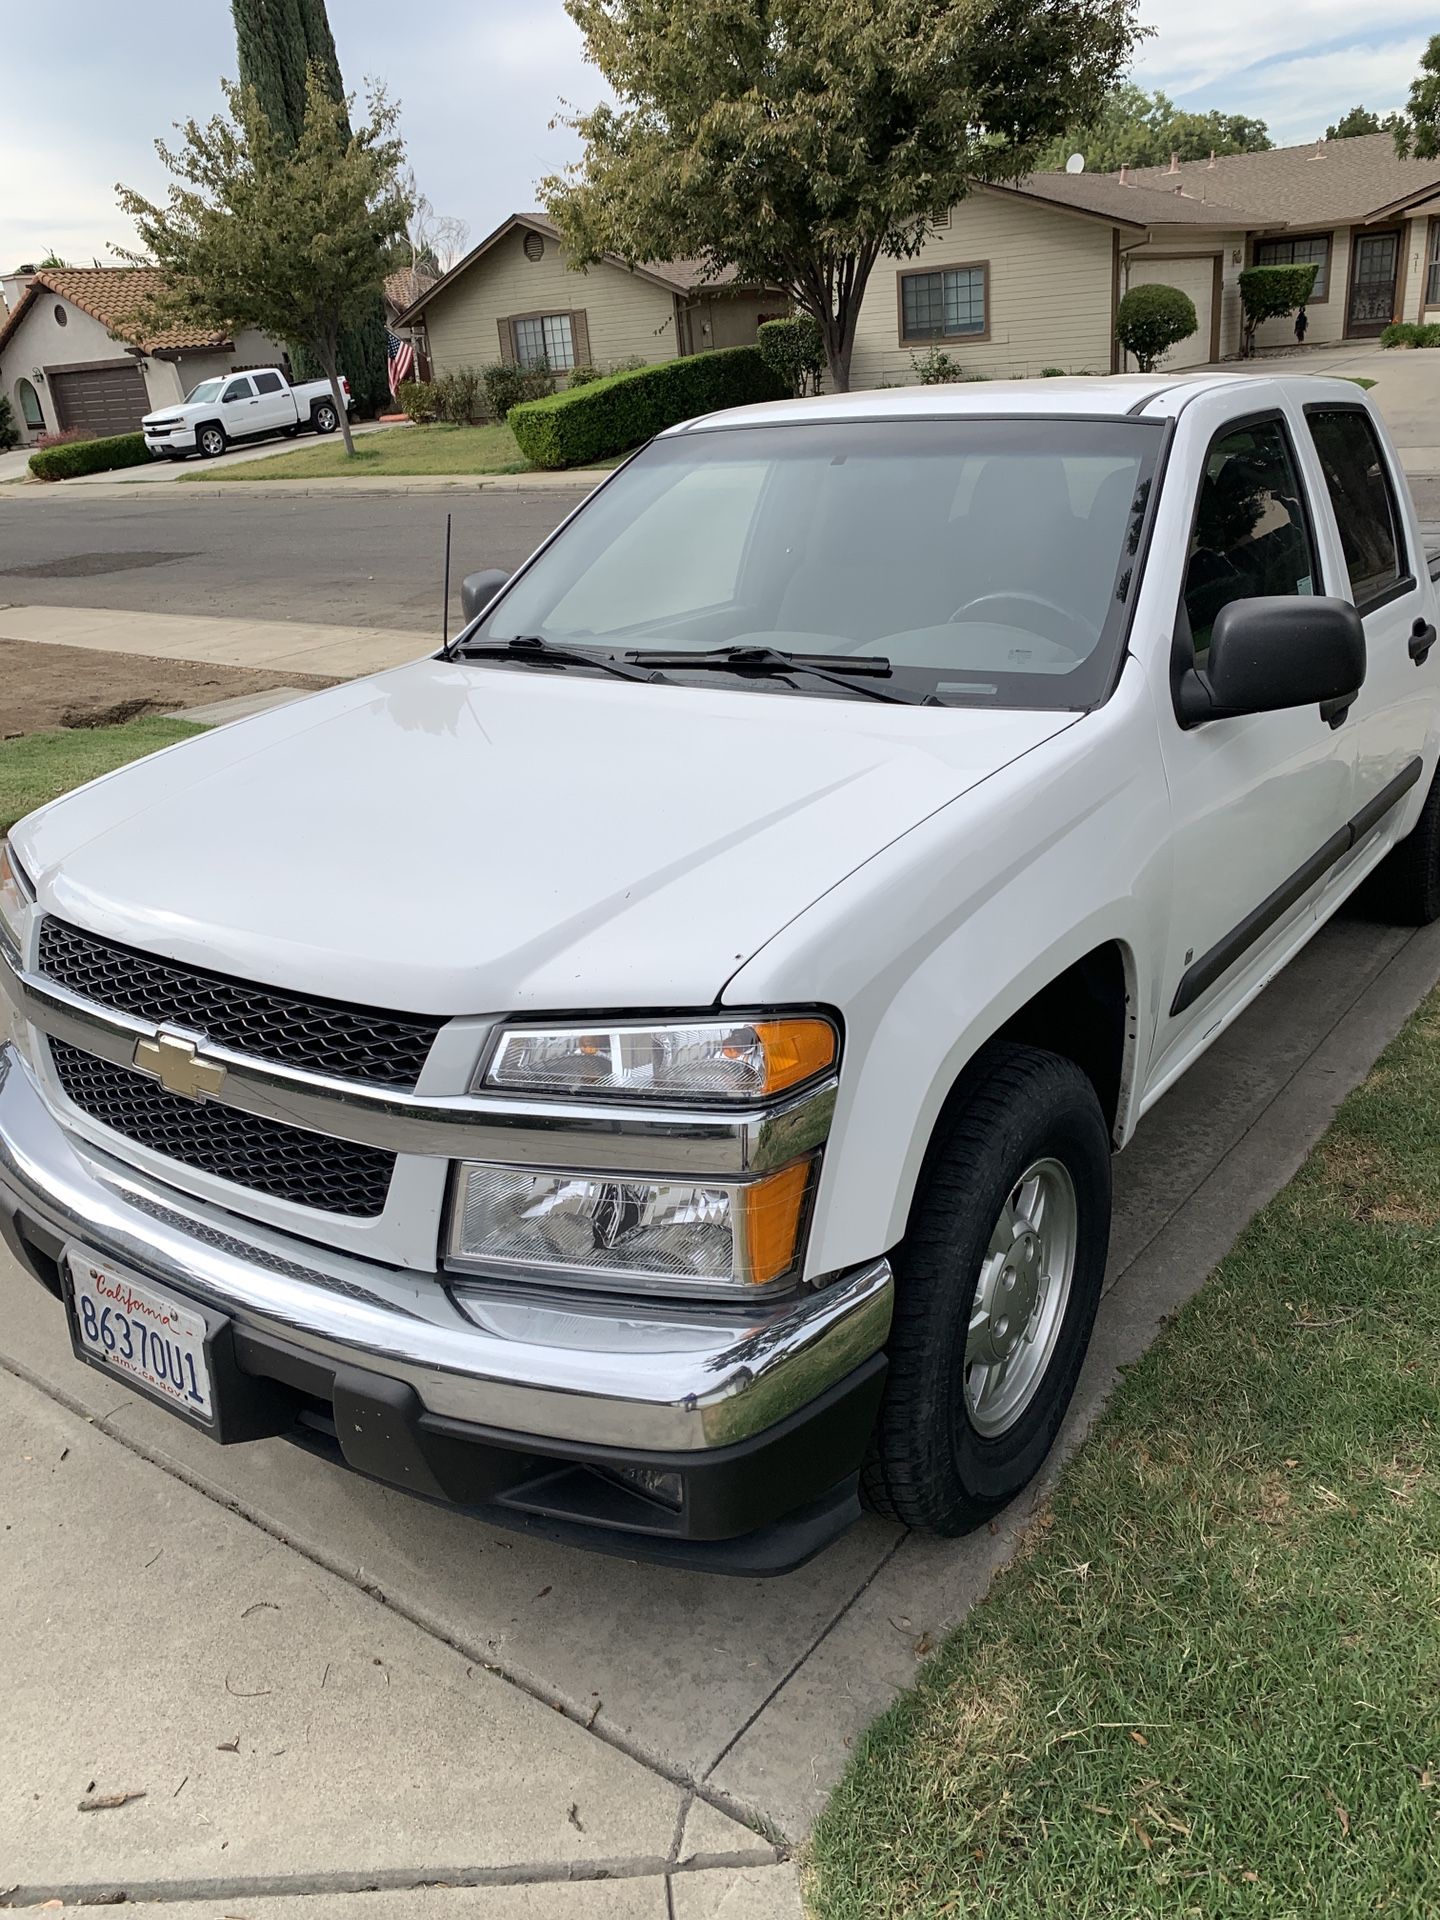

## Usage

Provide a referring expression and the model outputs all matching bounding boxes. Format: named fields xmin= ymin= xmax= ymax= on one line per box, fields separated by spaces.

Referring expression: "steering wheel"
xmin=948 ymin=591 xmax=1095 ymax=657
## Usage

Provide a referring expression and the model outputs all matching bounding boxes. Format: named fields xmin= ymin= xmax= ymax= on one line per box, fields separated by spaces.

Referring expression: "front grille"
xmin=39 ymin=919 xmax=443 ymax=1088
xmin=49 ymin=1039 xmax=395 ymax=1217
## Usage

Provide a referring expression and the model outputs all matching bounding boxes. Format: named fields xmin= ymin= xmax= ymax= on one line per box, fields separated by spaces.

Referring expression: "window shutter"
xmin=570 ymin=310 xmax=591 ymax=368
xmin=497 ymin=319 xmax=516 ymax=365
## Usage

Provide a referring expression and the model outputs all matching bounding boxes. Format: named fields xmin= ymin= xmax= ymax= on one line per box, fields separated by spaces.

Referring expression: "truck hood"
xmin=141 ymin=405 xmax=201 ymax=425
xmin=16 ymin=657 xmax=1077 ymax=1015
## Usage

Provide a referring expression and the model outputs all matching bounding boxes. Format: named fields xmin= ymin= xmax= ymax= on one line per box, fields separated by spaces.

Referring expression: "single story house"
xmin=395 ymin=213 xmax=784 ymax=380
xmin=1119 ymin=133 xmax=1440 ymax=350
xmin=850 ymin=133 xmax=1440 ymax=384
xmin=0 ymin=267 xmax=286 ymax=444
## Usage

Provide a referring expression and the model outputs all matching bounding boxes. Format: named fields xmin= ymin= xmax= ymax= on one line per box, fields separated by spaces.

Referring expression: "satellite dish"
xmin=1065 ymin=152 xmax=1086 ymax=174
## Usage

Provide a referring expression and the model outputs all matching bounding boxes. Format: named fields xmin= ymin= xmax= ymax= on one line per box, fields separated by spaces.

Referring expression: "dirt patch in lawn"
xmin=0 ymin=638 xmax=337 ymax=739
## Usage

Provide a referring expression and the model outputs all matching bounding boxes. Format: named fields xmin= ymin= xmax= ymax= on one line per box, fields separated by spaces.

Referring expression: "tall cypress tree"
xmin=230 ymin=0 xmax=392 ymax=414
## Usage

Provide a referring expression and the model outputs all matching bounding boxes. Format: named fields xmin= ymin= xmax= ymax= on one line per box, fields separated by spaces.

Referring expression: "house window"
xmin=512 ymin=313 xmax=576 ymax=371
xmin=1255 ymin=233 xmax=1331 ymax=301
xmin=899 ymin=263 xmax=988 ymax=342
xmin=16 ymin=378 xmax=45 ymax=429
xmin=1426 ymin=218 xmax=1440 ymax=305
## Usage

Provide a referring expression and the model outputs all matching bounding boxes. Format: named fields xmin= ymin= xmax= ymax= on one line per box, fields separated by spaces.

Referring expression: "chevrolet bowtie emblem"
xmin=131 ymin=1032 xmax=227 ymax=1102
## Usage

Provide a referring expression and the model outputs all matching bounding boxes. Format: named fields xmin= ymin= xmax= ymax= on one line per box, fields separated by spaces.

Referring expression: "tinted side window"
xmin=1183 ymin=419 xmax=1317 ymax=658
xmin=221 ymin=378 xmax=253 ymax=402
xmin=1306 ymin=408 xmax=1404 ymax=609
xmin=252 ymin=371 xmax=283 ymax=395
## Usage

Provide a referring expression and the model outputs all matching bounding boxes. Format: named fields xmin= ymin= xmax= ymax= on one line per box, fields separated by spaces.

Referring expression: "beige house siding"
xmin=1401 ymin=208 xmax=1439 ymax=319
xmin=680 ymin=290 xmax=782 ymax=352
xmin=423 ymin=228 xmax=681 ymax=376
xmin=1120 ymin=229 xmax=1248 ymax=364
xmin=1247 ymin=227 xmax=1351 ymax=348
xmin=849 ymin=188 xmax=1116 ymax=388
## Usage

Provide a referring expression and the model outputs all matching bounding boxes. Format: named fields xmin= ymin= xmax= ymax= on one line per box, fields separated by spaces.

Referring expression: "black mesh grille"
xmin=49 ymin=1040 xmax=395 ymax=1217
xmin=38 ymin=919 xmax=442 ymax=1089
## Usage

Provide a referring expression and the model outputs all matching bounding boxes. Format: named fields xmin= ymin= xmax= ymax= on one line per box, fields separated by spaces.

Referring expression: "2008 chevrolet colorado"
xmin=3 ymin=373 xmax=1437 ymax=1573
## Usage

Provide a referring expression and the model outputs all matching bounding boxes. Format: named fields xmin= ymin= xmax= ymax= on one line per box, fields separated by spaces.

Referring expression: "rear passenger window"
xmin=252 ymin=371 xmax=283 ymax=395
xmin=1306 ymin=408 xmax=1405 ymax=609
xmin=1183 ymin=418 xmax=1317 ymax=659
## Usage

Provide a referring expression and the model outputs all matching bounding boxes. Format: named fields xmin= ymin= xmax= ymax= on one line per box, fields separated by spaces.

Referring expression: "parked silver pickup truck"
xmin=3 ymin=373 xmax=1438 ymax=1574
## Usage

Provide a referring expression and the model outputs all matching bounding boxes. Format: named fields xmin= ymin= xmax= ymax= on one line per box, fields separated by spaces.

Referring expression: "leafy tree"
xmin=1237 ymin=262 xmax=1317 ymax=357
xmin=544 ymin=0 xmax=1143 ymax=393
xmin=1394 ymin=36 xmax=1440 ymax=158
xmin=1038 ymin=83 xmax=1270 ymax=172
xmin=1115 ymin=282 xmax=1197 ymax=371
xmin=1326 ymin=104 xmax=1402 ymax=141
xmin=117 ymin=67 xmax=411 ymax=457
xmin=229 ymin=0 xmax=391 ymax=413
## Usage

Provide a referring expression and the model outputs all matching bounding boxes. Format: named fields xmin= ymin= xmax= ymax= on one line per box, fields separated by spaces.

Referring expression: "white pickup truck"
xmin=3 ymin=374 xmax=1437 ymax=1573
xmin=141 ymin=367 xmax=351 ymax=461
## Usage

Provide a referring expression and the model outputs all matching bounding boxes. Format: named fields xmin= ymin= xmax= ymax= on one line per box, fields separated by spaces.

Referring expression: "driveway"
xmin=5 ymin=904 xmax=1439 ymax=1914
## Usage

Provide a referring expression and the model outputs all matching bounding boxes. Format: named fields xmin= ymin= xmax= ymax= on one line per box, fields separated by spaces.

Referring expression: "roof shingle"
xmin=1112 ymin=133 xmax=1440 ymax=227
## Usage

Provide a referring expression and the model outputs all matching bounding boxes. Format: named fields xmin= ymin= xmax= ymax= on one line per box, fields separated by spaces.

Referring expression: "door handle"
xmin=1409 ymin=618 xmax=1436 ymax=665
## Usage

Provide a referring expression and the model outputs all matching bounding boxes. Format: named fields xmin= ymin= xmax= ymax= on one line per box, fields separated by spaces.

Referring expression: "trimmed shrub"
xmin=1116 ymin=283 xmax=1199 ymax=372
xmin=757 ymin=315 xmax=824 ymax=397
xmin=0 ymin=393 xmax=17 ymax=452
xmin=568 ymin=364 xmax=602 ymax=388
xmin=1040 ymin=366 xmax=1067 ymax=377
xmin=432 ymin=365 xmax=483 ymax=424
xmin=1388 ymin=320 xmax=1440 ymax=348
xmin=508 ymin=345 xmax=788 ymax=470
xmin=1238 ymin=263 xmax=1318 ymax=355
xmin=395 ymin=379 xmax=437 ymax=423
xmin=29 ymin=432 xmax=150 ymax=481
xmin=482 ymin=360 xmax=556 ymax=422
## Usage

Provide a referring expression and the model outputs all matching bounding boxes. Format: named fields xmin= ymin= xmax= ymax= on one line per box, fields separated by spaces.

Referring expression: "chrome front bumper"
xmin=0 ymin=1045 xmax=893 ymax=1454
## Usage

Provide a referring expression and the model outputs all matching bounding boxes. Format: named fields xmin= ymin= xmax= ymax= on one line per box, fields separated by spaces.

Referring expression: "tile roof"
xmin=0 ymin=267 xmax=233 ymax=356
xmin=1005 ymin=171 xmax=1256 ymax=229
xmin=1113 ymin=134 xmax=1440 ymax=228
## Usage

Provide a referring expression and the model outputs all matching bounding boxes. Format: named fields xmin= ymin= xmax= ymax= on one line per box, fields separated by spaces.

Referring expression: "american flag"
xmin=386 ymin=328 xmax=416 ymax=396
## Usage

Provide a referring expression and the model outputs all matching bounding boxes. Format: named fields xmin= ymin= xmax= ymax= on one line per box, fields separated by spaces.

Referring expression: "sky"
xmin=3 ymin=0 xmax=1437 ymax=274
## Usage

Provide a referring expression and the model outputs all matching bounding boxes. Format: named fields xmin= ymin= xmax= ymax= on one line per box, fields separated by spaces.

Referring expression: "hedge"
xmin=1381 ymin=320 xmax=1440 ymax=348
xmin=29 ymin=432 xmax=152 ymax=481
xmin=507 ymin=345 xmax=788 ymax=469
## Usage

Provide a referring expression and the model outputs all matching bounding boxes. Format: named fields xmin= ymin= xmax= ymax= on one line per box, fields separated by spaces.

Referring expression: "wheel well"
xmin=197 ymin=418 xmax=222 ymax=440
xmin=993 ymin=942 xmax=1129 ymax=1137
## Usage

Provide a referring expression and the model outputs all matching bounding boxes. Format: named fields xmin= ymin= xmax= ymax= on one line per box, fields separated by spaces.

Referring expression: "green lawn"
xmin=1 ymin=718 xmax=206 ymax=832
xmin=809 ymin=991 xmax=1440 ymax=1918
xmin=185 ymin=421 xmax=533 ymax=481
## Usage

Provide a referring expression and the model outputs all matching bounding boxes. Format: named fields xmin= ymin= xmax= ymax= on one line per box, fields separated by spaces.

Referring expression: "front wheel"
xmin=863 ymin=1043 xmax=1110 ymax=1534
xmin=312 ymin=401 xmax=339 ymax=435
xmin=197 ymin=424 xmax=226 ymax=459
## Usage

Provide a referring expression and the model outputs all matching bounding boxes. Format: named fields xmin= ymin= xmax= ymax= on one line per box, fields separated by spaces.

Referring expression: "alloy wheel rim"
xmin=964 ymin=1156 xmax=1077 ymax=1438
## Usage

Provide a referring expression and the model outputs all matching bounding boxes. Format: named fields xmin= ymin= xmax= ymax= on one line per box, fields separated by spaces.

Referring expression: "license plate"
xmin=66 ymin=1249 xmax=214 ymax=1421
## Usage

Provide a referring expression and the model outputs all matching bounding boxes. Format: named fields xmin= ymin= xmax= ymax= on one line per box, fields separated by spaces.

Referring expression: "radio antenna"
xmin=441 ymin=511 xmax=452 ymax=650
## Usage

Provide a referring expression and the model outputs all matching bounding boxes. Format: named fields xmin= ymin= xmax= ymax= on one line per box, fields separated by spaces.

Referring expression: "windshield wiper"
xmin=623 ymin=644 xmax=926 ymax=705
xmin=453 ymin=635 xmax=661 ymax=684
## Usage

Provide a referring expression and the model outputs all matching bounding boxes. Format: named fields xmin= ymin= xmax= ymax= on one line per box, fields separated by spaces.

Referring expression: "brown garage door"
xmin=50 ymin=360 xmax=150 ymax=437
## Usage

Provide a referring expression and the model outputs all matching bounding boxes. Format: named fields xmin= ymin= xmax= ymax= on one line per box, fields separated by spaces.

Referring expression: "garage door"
xmin=1124 ymin=257 xmax=1218 ymax=370
xmin=50 ymin=361 xmax=150 ymax=437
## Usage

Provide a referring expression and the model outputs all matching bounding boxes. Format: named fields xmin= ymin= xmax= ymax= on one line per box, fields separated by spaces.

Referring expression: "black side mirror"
xmin=460 ymin=568 xmax=510 ymax=624
xmin=1176 ymin=595 xmax=1365 ymax=728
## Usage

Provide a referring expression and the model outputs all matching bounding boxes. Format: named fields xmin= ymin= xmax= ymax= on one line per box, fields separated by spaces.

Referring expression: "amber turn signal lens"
xmin=742 ymin=1158 xmax=815 ymax=1287
xmin=753 ymin=1019 xmax=837 ymax=1096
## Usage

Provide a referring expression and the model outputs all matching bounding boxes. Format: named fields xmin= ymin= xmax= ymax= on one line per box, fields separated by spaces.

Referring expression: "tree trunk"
xmin=314 ymin=336 xmax=355 ymax=456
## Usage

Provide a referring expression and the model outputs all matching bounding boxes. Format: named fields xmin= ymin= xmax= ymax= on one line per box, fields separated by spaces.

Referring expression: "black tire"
xmin=312 ymin=401 xmax=339 ymax=435
xmin=1368 ymin=763 xmax=1440 ymax=924
xmin=863 ymin=1043 xmax=1111 ymax=1534
xmin=197 ymin=423 xmax=227 ymax=460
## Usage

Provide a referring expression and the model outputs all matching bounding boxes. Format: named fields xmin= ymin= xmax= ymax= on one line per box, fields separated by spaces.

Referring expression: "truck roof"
xmin=673 ymin=371 xmax=1371 ymax=434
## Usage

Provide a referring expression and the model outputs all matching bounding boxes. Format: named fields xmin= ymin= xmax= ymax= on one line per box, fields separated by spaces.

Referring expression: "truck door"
xmin=1147 ymin=404 xmax=1358 ymax=1096
xmin=1297 ymin=399 xmax=1436 ymax=895
xmin=250 ymin=369 xmax=293 ymax=435
xmin=219 ymin=375 xmax=257 ymax=434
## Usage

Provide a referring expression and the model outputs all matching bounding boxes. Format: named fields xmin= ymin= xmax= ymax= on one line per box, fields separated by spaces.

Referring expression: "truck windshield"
xmin=479 ymin=417 xmax=1162 ymax=709
xmin=183 ymin=379 xmax=224 ymax=403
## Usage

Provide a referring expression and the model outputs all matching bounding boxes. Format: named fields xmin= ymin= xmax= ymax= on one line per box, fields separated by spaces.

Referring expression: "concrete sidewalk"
xmin=5 ymin=905 xmax=1439 ymax=1917
xmin=0 ymin=603 xmax=427 ymax=679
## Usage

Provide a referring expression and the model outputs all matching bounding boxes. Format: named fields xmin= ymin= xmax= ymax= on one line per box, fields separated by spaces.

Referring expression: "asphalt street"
xmin=0 ymin=487 xmax=590 ymax=634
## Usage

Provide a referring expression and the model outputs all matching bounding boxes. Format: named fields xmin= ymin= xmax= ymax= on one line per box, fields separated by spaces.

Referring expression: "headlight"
xmin=447 ymin=1157 xmax=814 ymax=1296
xmin=480 ymin=1015 xmax=836 ymax=1103
xmin=0 ymin=841 xmax=33 ymax=955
